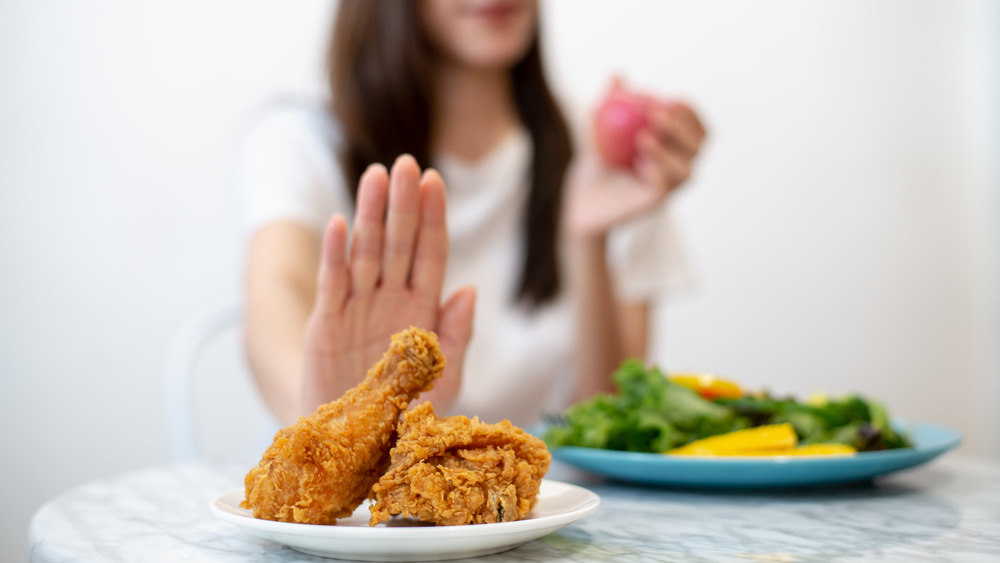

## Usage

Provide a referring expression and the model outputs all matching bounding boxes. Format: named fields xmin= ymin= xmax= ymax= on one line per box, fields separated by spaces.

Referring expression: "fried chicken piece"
xmin=369 ymin=402 xmax=551 ymax=526
xmin=241 ymin=327 xmax=445 ymax=524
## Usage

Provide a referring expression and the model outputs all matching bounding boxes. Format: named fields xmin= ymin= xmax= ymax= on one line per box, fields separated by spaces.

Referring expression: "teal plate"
xmin=548 ymin=421 xmax=960 ymax=488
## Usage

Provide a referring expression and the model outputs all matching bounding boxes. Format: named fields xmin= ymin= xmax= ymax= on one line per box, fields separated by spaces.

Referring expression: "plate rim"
xmin=210 ymin=478 xmax=601 ymax=540
xmin=548 ymin=420 xmax=961 ymax=464
xmin=545 ymin=420 xmax=961 ymax=487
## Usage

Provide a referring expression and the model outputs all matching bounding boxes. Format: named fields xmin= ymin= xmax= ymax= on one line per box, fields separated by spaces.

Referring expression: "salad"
xmin=544 ymin=360 xmax=912 ymax=456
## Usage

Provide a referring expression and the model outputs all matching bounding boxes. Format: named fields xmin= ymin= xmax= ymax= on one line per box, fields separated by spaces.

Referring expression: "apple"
xmin=593 ymin=90 xmax=651 ymax=169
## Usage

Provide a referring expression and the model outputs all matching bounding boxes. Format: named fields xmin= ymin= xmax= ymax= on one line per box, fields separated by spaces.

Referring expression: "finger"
xmin=350 ymin=163 xmax=389 ymax=295
xmin=381 ymin=155 xmax=422 ymax=289
xmin=437 ymin=285 xmax=476 ymax=357
xmin=636 ymin=131 xmax=690 ymax=191
xmin=316 ymin=214 xmax=350 ymax=312
xmin=663 ymin=101 xmax=707 ymax=142
xmin=410 ymin=168 xmax=449 ymax=297
xmin=417 ymin=286 xmax=475 ymax=412
xmin=648 ymin=107 xmax=701 ymax=159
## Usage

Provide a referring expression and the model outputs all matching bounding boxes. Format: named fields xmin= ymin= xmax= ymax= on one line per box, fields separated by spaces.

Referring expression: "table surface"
xmin=29 ymin=455 xmax=1000 ymax=562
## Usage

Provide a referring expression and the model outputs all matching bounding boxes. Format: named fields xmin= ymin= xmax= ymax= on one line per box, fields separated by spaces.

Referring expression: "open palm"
xmin=301 ymin=155 xmax=475 ymax=413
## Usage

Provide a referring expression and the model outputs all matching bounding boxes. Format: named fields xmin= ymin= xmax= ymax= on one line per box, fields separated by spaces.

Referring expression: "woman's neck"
xmin=432 ymin=62 xmax=519 ymax=162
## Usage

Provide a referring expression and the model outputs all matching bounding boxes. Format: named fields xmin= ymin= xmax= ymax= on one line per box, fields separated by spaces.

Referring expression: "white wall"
xmin=542 ymin=0 xmax=997 ymax=453
xmin=1 ymin=1 xmax=996 ymax=561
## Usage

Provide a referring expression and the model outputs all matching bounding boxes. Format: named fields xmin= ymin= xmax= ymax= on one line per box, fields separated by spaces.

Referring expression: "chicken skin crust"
xmin=241 ymin=327 xmax=445 ymax=524
xmin=370 ymin=402 xmax=551 ymax=526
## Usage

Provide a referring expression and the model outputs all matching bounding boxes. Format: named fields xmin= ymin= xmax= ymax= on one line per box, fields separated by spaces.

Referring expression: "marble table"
xmin=29 ymin=456 xmax=1000 ymax=562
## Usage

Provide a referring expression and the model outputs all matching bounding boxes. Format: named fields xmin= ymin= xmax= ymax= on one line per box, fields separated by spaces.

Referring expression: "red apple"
xmin=593 ymin=90 xmax=651 ymax=169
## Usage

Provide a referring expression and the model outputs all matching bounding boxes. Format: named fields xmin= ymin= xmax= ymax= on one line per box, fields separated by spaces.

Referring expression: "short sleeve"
xmin=237 ymin=104 xmax=347 ymax=238
xmin=606 ymin=202 xmax=693 ymax=303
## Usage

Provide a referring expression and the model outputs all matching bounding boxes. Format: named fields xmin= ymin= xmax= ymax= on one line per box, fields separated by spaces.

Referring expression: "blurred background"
xmin=1 ymin=1 xmax=997 ymax=560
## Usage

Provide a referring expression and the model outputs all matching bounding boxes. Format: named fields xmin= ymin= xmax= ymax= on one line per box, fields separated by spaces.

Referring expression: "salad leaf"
xmin=544 ymin=360 xmax=913 ymax=453
xmin=546 ymin=360 xmax=741 ymax=452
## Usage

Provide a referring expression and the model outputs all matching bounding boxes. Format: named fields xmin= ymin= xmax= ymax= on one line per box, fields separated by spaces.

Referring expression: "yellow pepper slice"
xmin=669 ymin=373 xmax=743 ymax=400
xmin=771 ymin=443 xmax=856 ymax=457
xmin=668 ymin=423 xmax=797 ymax=455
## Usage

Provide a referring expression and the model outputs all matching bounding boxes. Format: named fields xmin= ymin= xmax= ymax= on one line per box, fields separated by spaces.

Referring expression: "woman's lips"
xmin=468 ymin=2 xmax=519 ymax=24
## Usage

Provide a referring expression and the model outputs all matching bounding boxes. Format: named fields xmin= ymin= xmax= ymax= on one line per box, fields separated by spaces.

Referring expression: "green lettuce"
xmin=544 ymin=360 xmax=913 ymax=452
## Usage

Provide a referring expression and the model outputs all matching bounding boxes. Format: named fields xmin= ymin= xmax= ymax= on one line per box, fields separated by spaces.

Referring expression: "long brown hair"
xmin=327 ymin=0 xmax=573 ymax=306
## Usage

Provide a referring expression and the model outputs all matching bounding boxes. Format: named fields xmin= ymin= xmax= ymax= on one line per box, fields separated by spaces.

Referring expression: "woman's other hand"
xmin=301 ymin=154 xmax=476 ymax=414
xmin=563 ymin=87 xmax=705 ymax=399
xmin=565 ymin=89 xmax=706 ymax=238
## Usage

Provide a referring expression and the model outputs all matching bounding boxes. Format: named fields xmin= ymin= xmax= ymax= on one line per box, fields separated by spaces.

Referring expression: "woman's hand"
xmin=300 ymin=154 xmax=476 ymax=414
xmin=562 ymin=87 xmax=705 ymax=400
xmin=565 ymin=90 xmax=707 ymax=238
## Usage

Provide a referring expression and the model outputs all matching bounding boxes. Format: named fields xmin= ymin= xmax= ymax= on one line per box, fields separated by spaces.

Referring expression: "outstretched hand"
xmin=300 ymin=155 xmax=475 ymax=414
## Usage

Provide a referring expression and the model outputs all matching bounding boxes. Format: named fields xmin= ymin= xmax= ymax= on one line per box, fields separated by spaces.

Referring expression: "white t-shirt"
xmin=239 ymin=102 xmax=687 ymax=427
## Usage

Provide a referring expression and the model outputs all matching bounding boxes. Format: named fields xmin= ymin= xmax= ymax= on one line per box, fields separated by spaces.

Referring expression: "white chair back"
xmin=164 ymin=299 xmax=276 ymax=463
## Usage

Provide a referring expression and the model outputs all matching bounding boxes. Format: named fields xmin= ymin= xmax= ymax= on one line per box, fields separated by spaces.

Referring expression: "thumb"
xmin=437 ymin=285 xmax=476 ymax=354
xmin=419 ymin=286 xmax=476 ymax=412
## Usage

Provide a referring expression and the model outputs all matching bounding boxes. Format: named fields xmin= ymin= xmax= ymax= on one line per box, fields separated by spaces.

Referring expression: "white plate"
xmin=210 ymin=480 xmax=600 ymax=561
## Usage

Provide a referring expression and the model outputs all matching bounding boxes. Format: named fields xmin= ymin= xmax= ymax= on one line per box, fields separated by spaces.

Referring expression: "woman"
xmin=241 ymin=0 xmax=706 ymax=427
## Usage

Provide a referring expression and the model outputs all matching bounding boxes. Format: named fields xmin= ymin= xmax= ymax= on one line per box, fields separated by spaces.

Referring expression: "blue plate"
xmin=549 ymin=421 xmax=960 ymax=488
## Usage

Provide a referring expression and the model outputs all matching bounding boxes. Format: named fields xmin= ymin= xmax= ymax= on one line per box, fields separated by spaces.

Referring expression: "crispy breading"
xmin=370 ymin=402 xmax=550 ymax=526
xmin=240 ymin=327 xmax=445 ymax=524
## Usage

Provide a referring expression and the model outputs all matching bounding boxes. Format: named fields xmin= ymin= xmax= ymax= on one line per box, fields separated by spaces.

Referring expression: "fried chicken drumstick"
xmin=370 ymin=402 xmax=551 ymax=526
xmin=241 ymin=327 xmax=445 ymax=524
